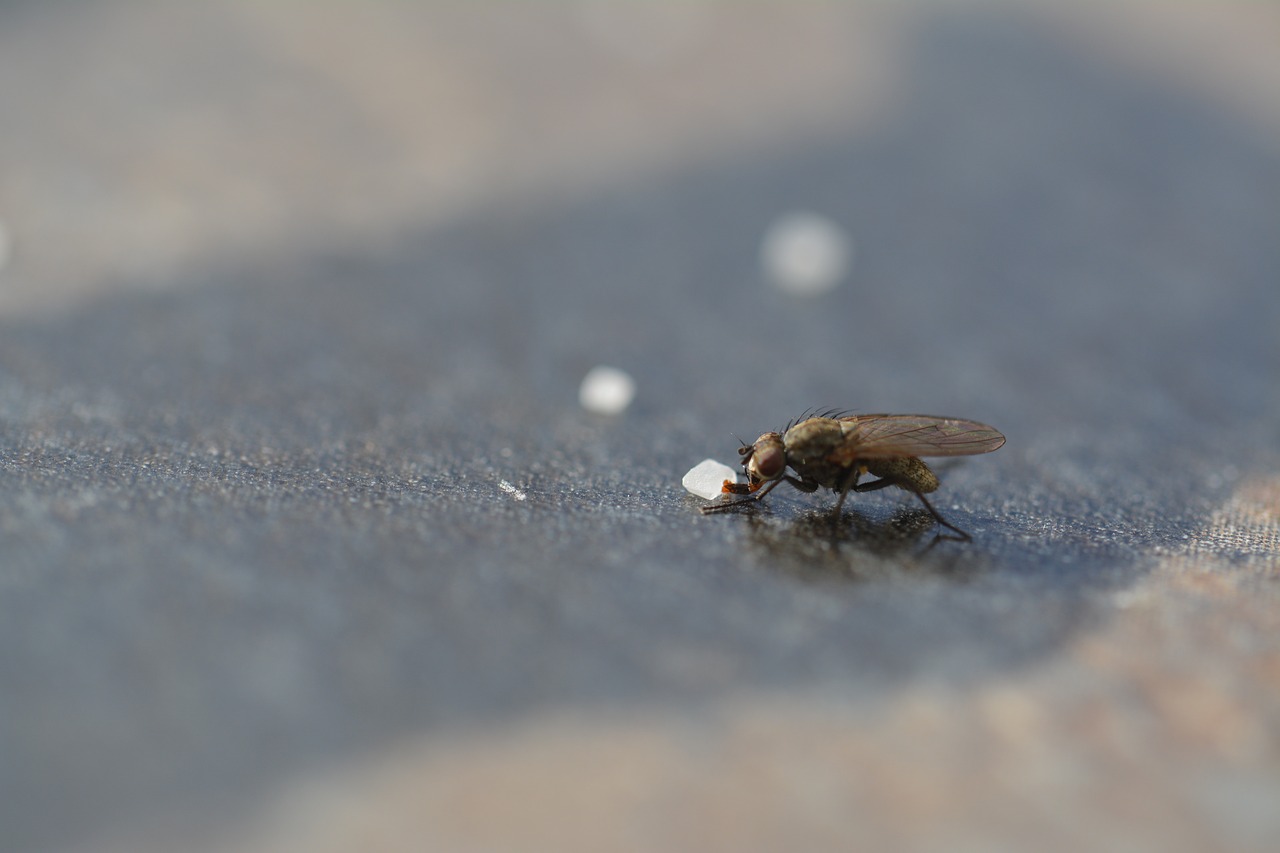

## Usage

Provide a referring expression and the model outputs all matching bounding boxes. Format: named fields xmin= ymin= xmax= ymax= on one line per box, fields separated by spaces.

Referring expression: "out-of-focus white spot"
xmin=579 ymin=365 xmax=636 ymax=415
xmin=760 ymin=211 xmax=852 ymax=296
xmin=682 ymin=458 xmax=740 ymax=501
xmin=499 ymin=480 xmax=527 ymax=501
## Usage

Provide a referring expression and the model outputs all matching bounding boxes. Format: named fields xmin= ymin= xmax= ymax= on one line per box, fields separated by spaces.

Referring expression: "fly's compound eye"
xmin=753 ymin=445 xmax=785 ymax=480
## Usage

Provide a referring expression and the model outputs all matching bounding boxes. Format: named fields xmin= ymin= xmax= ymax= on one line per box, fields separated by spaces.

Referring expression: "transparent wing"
xmin=828 ymin=414 xmax=1005 ymax=461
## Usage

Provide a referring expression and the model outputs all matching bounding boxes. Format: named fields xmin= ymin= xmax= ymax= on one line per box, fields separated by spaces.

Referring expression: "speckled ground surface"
xmin=2 ymin=4 xmax=1279 ymax=852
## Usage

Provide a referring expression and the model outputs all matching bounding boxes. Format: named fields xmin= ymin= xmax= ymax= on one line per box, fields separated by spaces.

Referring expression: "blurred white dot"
xmin=682 ymin=458 xmax=739 ymax=501
xmin=760 ymin=211 xmax=853 ymax=296
xmin=579 ymin=365 xmax=636 ymax=415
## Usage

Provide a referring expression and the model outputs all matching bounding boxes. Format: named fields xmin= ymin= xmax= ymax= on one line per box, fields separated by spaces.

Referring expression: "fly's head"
xmin=722 ymin=431 xmax=786 ymax=494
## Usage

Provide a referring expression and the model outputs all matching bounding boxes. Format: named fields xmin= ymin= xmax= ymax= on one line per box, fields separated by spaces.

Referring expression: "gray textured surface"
xmin=2 ymin=5 xmax=1279 ymax=852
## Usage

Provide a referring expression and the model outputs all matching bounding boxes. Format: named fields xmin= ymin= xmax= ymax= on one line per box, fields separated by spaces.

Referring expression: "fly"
xmin=701 ymin=412 xmax=1005 ymax=541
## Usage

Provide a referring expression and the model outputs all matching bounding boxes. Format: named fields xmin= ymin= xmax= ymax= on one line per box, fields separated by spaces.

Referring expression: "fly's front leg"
xmin=700 ymin=476 xmax=785 ymax=513
xmin=784 ymin=474 xmax=820 ymax=493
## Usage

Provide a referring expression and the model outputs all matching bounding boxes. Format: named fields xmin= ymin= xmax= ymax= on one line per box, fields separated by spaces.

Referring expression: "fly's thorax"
xmin=782 ymin=418 xmax=845 ymax=464
xmin=864 ymin=457 xmax=940 ymax=493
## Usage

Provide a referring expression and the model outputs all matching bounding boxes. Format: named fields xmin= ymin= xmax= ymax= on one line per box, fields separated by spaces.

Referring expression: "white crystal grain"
xmin=682 ymin=458 xmax=739 ymax=501
xmin=499 ymin=480 xmax=527 ymax=501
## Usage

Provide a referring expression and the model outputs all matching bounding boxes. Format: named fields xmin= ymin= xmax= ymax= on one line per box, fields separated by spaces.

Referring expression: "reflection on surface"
xmin=738 ymin=506 xmax=987 ymax=582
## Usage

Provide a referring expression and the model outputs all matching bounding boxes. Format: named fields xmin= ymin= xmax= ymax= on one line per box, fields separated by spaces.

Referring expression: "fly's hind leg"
xmin=853 ymin=477 xmax=972 ymax=542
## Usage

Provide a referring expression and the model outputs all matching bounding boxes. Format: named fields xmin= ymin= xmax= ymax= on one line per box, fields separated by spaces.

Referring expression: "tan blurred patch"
xmin=1190 ymin=475 xmax=1280 ymax=559
xmin=160 ymin=661 xmax=1273 ymax=853
xmin=71 ymin=530 xmax=1278 ymax=853
xmin=0 ymin=2 xmax=905 ymax=317
xmin=7 ymin=2 xmax=1276 ymax=319
xmin=1033 ymin=1 xmax=1280 ymax=133
xmin=97 ymin=475 xmax=1273 ymax=853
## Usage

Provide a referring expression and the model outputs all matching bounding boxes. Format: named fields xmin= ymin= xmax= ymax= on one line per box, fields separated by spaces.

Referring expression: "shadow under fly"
xmin=739 ymin=505 xmax=979 ymax=582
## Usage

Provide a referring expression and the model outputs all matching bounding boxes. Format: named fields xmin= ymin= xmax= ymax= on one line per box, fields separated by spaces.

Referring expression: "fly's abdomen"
xmin=865 ymin=457 xmax=940 ymax=493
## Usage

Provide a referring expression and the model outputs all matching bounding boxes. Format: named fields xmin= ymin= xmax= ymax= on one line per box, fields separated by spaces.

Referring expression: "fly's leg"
xmin=784 ymin=475 xmax=820 ymax=493
xmin=701 ymin=474 xmax=819 ymax=514
xmin=833 ymin=466 xmax=862 ymax=512
xmin=700 ymin=477 xmax=784 ymax=513
xmin=853 ymin=478 xmax=972 ymax=541
xmin=908 ymin=489 xmax=972 ymax=542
